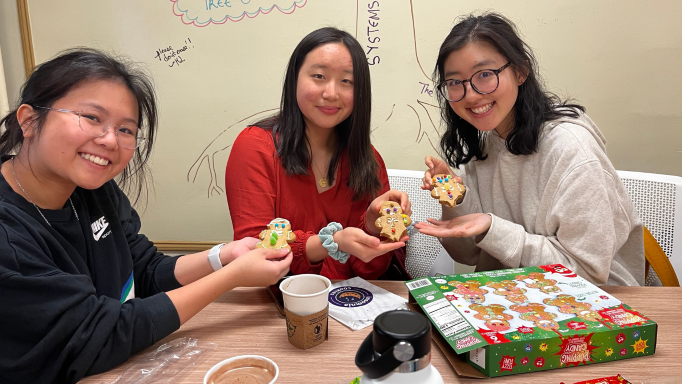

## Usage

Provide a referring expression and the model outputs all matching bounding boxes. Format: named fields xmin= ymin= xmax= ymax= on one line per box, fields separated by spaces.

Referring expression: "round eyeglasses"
xmin=34 ymin=106 xmax=145 ymax=149
xmin=437 ymin=62 xmax=511 ymax=103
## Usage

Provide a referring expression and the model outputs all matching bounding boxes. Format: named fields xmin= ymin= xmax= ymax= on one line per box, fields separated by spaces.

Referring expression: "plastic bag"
xmin=107 ymin=337 xmax=217 ymax=384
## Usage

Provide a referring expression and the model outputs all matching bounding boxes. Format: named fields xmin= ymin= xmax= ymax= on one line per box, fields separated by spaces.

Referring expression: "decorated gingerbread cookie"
xmin=515 ymin=272 xmax=562 ymax=294
xmin=375 ymin=201 xmax=411 ymax=242
xmin=256 ymin=218 xmax=296 ymax=251
xmin=544 ymin=295 xmax=603 ymax=322
xmin=430 ymin=174 xmax=466 ymax=208
xmin=470 ymin=304 xmax=514 ymax=332
xmin=485 ymin=280 xmax=529 ymax=304
xmin=447 ymin=280 xmax=487 ymax=304
xmin=510 ymin=303 xmax=560 ymax=331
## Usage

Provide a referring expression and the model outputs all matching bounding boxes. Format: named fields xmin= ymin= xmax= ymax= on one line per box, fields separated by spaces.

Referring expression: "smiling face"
xmin=442 ymin=42 xmax=523 ymax=137
xmin=25 ymin=79 xmax=138 ymax=190
xmin=296 ymin=42 xmax=354 ymax=132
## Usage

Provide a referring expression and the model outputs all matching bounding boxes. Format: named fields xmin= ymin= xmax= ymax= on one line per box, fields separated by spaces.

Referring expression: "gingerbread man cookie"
xmin=256 ymin=218 xmax=296 ymax=251
xmin=510 ymin=303 xmax=560 ymax=331
xmin=544 ymin=295 xmax=603 ymax=322
xmin=485 ymin=280 xmax=528 ymax=304
xmin=515 ymin=272 xmax=562 ymax=295
xmin=430 ymin=174 xmax=466 ymax=208
xmin=470 ymin=304 xmax=514 ymax=332
xmin=375 ymin=201 xmax=411 ymax=242
xmin=447 ymin=280 xmax=487 ymax=304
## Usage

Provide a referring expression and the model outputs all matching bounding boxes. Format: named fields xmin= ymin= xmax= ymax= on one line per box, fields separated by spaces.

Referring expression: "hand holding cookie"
xmin=422 ymin=156 xmax=461 ymax=190
xmin=256 ymin=218 xmax=297 ymax=251
xmin=365 ymin=189 xmax=412 ymax=238
xmin=332 ymin=227 xmax=406 ymax=263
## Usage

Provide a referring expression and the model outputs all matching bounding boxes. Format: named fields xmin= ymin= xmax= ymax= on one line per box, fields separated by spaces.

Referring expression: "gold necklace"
xmin=312 ymin=154 xmax=331 ymax=188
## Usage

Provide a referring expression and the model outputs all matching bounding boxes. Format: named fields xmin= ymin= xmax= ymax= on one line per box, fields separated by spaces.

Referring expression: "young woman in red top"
xmin=225 ymin=27 xmax=411 ymax=280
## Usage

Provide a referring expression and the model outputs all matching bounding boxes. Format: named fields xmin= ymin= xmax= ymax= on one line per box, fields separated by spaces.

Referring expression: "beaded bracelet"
xmin=319 ymin=222 xmax=350 ymax=263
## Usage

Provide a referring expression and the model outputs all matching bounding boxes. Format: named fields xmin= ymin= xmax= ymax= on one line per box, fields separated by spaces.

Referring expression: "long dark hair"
xmin=255 ymin=27 xmax=380 ymax=200
xmin=0 ymin=48 xmax=158 ymax=205
xmin=435 ymin=13 xmax=585 ymax=168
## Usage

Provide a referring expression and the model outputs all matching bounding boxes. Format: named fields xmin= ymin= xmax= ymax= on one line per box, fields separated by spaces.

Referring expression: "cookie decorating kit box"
xmin=404 ymin=264 xmax=657 ymax=377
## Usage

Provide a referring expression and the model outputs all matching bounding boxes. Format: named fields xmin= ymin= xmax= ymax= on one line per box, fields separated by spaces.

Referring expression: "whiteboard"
xmin=25 ymin=0 xmax=682 ymax=242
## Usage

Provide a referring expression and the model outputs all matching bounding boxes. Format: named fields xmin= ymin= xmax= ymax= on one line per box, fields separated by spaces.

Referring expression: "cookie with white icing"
xmin=374 ymin=201 xmax=411 ymax=242
xmin=430 ymin=174 xmax=466 ymax=208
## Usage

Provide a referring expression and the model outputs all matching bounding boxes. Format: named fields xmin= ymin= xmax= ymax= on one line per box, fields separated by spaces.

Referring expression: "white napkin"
xmin=328 ymin=277 xmax=408 ymax=330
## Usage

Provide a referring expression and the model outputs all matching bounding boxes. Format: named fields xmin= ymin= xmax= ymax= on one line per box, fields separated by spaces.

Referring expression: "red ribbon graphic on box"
xmin=554 ymin=333 xmax=598 ymax=366
xmin=540 ymin=264 xmax=578 ymax=277
xmin=498 ymin=355 xmax=517 ymax=372
xmin=598 ymin=305 xmax=648 ymax=327
xmin=477 ymin=329 xmax=511 ymax=344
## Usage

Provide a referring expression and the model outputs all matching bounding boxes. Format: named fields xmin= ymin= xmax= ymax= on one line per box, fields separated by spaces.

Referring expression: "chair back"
xmin=387 ymin=169 xmax=447 ymax=278
xmin=616 ymin=171 xmax=682 ymax=285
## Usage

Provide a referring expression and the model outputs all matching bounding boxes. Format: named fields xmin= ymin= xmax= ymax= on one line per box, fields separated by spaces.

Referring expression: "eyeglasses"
xmin=437 ymin=62 xmax=511 ymax=102
xmin=34 ymin=106 xmax=145 ymax=149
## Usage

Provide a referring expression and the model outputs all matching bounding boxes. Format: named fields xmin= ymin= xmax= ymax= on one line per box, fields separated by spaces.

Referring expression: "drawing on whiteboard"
xmin=187 ymin=108 xmax=278 ymax=197
xmin=172 ymin=0 xmax=307 ymax=27
xmin=356 ymin=0 xmax=443 ymax=152
xmin=154 ymin=38 xmax=195 ymax=68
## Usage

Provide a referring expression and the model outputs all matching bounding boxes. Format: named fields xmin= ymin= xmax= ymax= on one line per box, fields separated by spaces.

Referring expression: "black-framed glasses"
xmin=34 ymin=106 xmax=145 ymax=149
xmin=437 ymin=62 xmax=511 ymax=102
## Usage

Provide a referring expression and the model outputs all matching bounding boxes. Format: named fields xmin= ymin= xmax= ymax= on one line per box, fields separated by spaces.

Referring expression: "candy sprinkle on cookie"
xmin=430 ymin=174 xmax=466 ymax=208
xmin=375 ymin=201 xmax=411 ymax=242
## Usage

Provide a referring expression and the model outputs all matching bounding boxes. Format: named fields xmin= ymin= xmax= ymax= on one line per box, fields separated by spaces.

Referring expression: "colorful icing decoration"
xmin=430 ymin=173 xmax=466 ymax=208
xmin=375 ymin=201 xmax=412 ymax=242
xmin=256 ymin=218 xmax=296 ymax=250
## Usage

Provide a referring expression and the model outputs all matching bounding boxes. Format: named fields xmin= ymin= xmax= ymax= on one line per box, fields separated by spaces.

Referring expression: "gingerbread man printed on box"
xmin=544 ymin=295 xmax=604 ymax=323
xmin=430 ymin=174 xmax=466 ymax=208
xmin=448 ymin=280 xmax=487 ymax=304
xmin=515 ymin=272 xmax=562 ymax=294
xmin=256 ymin=218 xmax=296 ymax=251
xmin=375 ymin=201 xmax=411 ymax=242
xmin=485 ymin=280 xmax=529 ymax=304
xmin=470 ymin=304 xmax=514 ymax=332
xmin=510 ymin=303 xmax=560 ymax=331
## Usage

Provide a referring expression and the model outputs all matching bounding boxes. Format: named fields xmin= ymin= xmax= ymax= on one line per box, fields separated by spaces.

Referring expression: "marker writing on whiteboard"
xmin=419 ymin=82 xmax=433 ymax=97
xmin=366 ymin=1 xmax=380 ymax=65
xmin=154 ymin=38 xmax=195 ymax=68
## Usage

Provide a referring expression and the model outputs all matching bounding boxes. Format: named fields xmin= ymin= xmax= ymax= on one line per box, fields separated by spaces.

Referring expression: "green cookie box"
xmin=404 ymin=264 xmax=656 ymax=377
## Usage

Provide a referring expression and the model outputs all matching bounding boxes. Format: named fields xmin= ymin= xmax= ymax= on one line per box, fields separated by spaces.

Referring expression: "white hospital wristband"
xmin=208 ymin=243 xmax=227 ymax=271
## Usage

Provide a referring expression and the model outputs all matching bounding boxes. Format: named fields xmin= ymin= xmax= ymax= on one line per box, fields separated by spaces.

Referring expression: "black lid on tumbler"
xmin=355 ymin=310 xmax=432 ymax=379
xmin=373 ymin=310 xmax=431 ymax=357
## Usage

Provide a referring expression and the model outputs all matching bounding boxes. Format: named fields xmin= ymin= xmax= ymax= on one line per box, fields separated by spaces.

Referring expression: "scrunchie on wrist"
xmin=319 ymin=222 xmax=350 ymax=263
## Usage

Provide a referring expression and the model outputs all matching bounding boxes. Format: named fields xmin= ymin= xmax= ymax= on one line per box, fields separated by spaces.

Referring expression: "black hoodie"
xmin=0 ymin=169 xmax=182 ymax=383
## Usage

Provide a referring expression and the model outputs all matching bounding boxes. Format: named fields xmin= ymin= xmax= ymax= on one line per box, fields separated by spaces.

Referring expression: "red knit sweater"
xmin=225 ymin=126 xmax=393 ymax=279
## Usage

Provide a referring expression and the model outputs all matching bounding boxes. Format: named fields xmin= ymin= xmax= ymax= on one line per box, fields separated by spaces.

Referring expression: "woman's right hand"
xmin=228 ymin=248 xmax=292 ymax=287
xmin=422 ymin=156 xmax=461 ymax=190
xmin=333 ymin=227 xmax=406 ymax=263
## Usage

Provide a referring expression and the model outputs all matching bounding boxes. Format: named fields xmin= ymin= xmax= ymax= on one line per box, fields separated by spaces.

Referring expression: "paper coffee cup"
xmin=279 ymin=274 xmax=331 ymax=316
xmin=204 ymin=355 xmax=278 ymax=384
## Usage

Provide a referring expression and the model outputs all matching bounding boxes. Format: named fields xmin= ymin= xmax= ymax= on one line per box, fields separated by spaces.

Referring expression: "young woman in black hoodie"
xmin=0 ymin=48 xmax=292 ymax=383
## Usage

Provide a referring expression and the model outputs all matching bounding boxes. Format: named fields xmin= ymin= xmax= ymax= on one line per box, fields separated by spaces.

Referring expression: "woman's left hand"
xmin=415 ymin=213 xmax=492 ymax=238
xmin=220 ymin=237 xmax=261 ymax=265
xmin=365 ymin=190 xmax=412 ymax=235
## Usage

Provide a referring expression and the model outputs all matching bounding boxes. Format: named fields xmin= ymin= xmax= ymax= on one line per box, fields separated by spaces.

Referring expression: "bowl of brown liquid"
xmin=204 ymin=355 xmax=278 ymax=384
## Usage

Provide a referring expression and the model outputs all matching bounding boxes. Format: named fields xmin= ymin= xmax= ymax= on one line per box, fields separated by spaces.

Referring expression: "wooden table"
xmin=80 ymin=283 xmax=680 ymax=384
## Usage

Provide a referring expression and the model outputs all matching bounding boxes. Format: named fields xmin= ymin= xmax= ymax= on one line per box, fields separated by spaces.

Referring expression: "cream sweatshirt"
xmin=440 ymin=111 xmax=644 ymax=286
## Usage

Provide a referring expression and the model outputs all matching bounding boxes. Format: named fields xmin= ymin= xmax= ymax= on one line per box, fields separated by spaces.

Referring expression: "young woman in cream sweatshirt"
xmin=416 ymin=13 xmax=644 ymax=286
